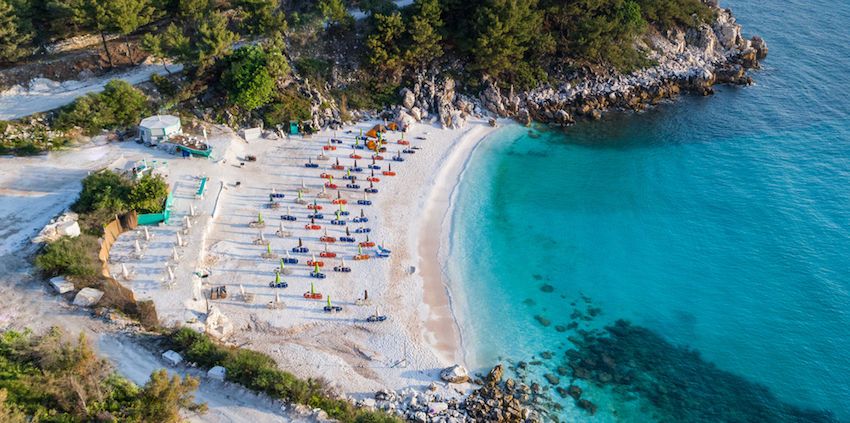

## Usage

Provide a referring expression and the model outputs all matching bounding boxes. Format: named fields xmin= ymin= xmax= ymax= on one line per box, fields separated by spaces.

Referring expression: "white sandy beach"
xmin=90 ymin=117 xmax=506 ymax=400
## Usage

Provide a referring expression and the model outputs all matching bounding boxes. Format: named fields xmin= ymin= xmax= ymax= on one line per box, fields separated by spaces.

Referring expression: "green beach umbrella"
xmin=340 ymin=203 xmax=344 ymax=213
xmin=270 ymin=194 xmax=274 ymax=202
xmin=267 ymin=244 xmax=272 ymax=254
xmin=366 ymin=235 xmax=370 ymax=243
xmin=311 ymin=283 xmax=315 ymax=294
xmin=347 ymin=168 xmax=351 ymax=177
xmin=336 ymin=211 xmax=341 ymax=221
xmin=329 ymin=175 xmax=333 ymax=184
xmin=358 ymin=244 xmax=362 ymax=255
xmin=327 ymin=296 xmax=331 ymax=307
xmin=275 ymin=272 xmax=281 ymax=284
xmin=402 ymin=131 xmax=404 ymax=140
xmin=360 ymin=129 xmax=363 ymax=137
xmin=314 ymin=263 xmax=320 ymax=274
xmin=298 ymin=189 xmax=302 ymax=199
xmin=258 ymin=213 xmax=263 ymax=223
xmin=280 ymin=258 xmax=285 ymax=269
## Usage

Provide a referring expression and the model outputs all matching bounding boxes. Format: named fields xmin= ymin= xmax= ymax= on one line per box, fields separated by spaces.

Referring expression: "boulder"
xmin=751 ymin=35 xmax=768 ymax=58
xmin=208 ymin=365 xmax=226 ymax=380
xmin=577 ymin=399 xmax=598 ymax=416
xmin=440 ymin=365 xmax=470 ymax=383
xmin=568 ymin=385 xmax=582 ymax=400
xmin=205 ymin=306 xmax=234 ymax=340
xmin=402 ymin=88 xmax=416 ymax=110
xmin=544 ymin=374 xmax=560 ymax=385
xmin=534 ymin=315 xmax=551 ymax=327
xmin=428 ymin=402 xmax=448 ymax=414
xmin=56 ymin=221 xmax=80 ymax=237
xmin=50 ymin=276 xmax=74 ymax=294
xmin=410 ymin=106 xmax=423 ymax=122
xmin=72 ymin=288 xmax=103 ymax=307
xmin=162 ymin=350 xmax=182 ymax=365
xmin=540 ymin=352 xmax=552 ymax=359
xmin=487 ymin=365 xmax=504 ymax=384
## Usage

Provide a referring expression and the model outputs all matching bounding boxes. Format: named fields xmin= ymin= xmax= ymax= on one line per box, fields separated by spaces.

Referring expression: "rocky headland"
xmin=351 ymin=0 xmax=770 ymax=131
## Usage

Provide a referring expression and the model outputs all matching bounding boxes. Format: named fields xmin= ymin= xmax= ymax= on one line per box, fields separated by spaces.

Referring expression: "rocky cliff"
xmin=390 ymin=0 xmax=767 ymax=129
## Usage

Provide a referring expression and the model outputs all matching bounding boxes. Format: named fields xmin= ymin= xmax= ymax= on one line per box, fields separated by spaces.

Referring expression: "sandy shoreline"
xmin=0 ymin=117 xmax=507 ymax=405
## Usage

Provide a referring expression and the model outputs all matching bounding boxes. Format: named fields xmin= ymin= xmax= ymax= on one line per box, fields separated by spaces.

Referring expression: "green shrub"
xmin=53 ymin=80 xmax=150 ymax=134
xmin=150 ymin=73 xmax=179 ymax=97
xmin=35 ymin=234 xmax=101 ymax=278
xmin=221 ymin=44 xmax=275 ymax=110
xmin=71 ymin=170 xmax=132 ymax=214
xmin=253 ymin=367 xmax=314 ymax=402
xmin=225 ymin=349 xmax=276 ymax=387
xmin=295 ymin=57 xmax=331 ymax=84
xmin=355 ymin=411 xmax=406 ymax=423
xmin=340 ymin=79 xmax=401 ymax=111
xmin=128 ymin=173 xmax=168 ymax=214
xmin=262 ymin=90 xmax=312 ymax=127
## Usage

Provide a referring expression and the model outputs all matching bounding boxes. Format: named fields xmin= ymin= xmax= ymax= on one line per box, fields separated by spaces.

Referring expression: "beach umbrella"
xmin=361 ymin=209 xmax=365 ymax=218
xmin=346 ymin=227 xmax=351 ymax=236
xmin=389 ymin=164 xmax=392 ymax=172
xmin=298 ymin=190 xmax=302 ymax=199
xmin=338 ymin=191 xmax=341 ymax=199
xmin=275 ymin=291 xmax=280 ymax=303
xmin=342 ymin=257 xmax=346 ymax=267
xmin=299 ymin=237 xmax=303 ymax=247
xmin=311 ymin=283 xmax=315 ymax=294
xmin=325 ymin=227 xmax=329 ymax=237
xmin=360 ymin=129 xmax=363 ymax=137
xmin=366 ymin=235 xmax=370 ymax=243
xmin=280 ymin=258 xmax=286 ymax=269
xmin=358 ymin=244 xmax=363 ymax=255
xmin=402 ymin=131 xmax=404 ymax=140
xmin=335 ymin=211 xmax=341 ymax=221
xmin=315 ymin=262 xmax=321 ymax=274
xmin=336 ymin=158 xmax=340 ymax=166
xmin=258 ymin=213 xmax=263 ymax=223
xmin=267 ymin=244 xmax=272 ymax=254
xmin=340 ymin=203 xmax=345 ymax=213
xmin=327 ymin=296 xmax=331 ymax=308
xmin=275 ymin=272 xmax=281 ymax=284
xmin=347 ymin=168 xmax=351 ymax=177
xmin=286 ymin=251 xmax=291 ymax=259
xmin=329 ymin=175 xmax=333 ymax=184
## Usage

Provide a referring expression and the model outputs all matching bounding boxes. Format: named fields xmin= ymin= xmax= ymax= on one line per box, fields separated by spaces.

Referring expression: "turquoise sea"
xmin=443 ymin=0 xmax=850 ymax=421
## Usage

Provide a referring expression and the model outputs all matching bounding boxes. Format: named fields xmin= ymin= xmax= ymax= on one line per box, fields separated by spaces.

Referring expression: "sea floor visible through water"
xmin=440 ymin=0 xmax=850 ymax=419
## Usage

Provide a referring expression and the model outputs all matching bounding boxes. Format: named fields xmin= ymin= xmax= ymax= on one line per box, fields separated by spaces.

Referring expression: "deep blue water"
xmin=444 ymin=0 xmax=850 ymax=421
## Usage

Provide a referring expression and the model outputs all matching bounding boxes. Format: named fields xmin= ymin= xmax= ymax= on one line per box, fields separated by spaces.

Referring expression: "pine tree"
xmin=103 ymin=0 xmax=156 ymax=65
xmin=0 ymin=0 xmax=32 ymax=64
xmin=237 ymin=0 xmax=286 ymax=37
xmin=264 ymin=32 xmax=290 ymax=79
xmin=316 ymin=0 xmax=352 ymax=29
xmin=73 ymin=0 xmax=115 ymax=67
xmin=196 ymin=12 xmax=237 ymax=66
xmin=364 ymin=11 xmax=404 ymax=72
xmin=468 ymin=0 xmax=546 ymax=74
xmin=405 ymin=0 xmax=443 ymax=68
xmin=177 ymin=0 xmax=210 ymax=22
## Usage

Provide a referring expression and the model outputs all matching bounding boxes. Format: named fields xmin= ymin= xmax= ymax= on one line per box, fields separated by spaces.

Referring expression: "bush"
xmin=128 ymin=173 xmax=168 ymax=214
xmin=169 ymin=329 xmax=403 ymax=422
xmin=35 ymin=234 xmax=101 ymax=278
xmin=262 ymin=90 xmax=312 ymax=127
xmin=53 ymin=80 xmax=150 ymax=134
xmin=340 ymin=79 xmax=401 ymax=111
xmin=150 ymin=73 xmax=179 ymax=98
xmin=221 ymin=44 xmax=275 ymax=110
xmin=0 ymin=328 xmax=207 ymax=422
xmin=295 ymin=57 xmax=331 ymax=84
xmin=71 ymin=170 xmax=131 ymax=215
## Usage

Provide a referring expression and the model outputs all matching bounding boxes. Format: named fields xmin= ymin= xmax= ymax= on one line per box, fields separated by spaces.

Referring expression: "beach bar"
xmin=138 ymin=115 xmax=182 ymax=143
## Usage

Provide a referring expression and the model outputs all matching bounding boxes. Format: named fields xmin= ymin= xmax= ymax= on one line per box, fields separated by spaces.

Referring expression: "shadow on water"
xmin=566 ymin=319 xmax=841 ymax=423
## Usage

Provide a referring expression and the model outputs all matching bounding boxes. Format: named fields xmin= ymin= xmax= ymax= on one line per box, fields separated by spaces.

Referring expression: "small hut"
xmin=139 ymin=115 xmax=182 ymax=143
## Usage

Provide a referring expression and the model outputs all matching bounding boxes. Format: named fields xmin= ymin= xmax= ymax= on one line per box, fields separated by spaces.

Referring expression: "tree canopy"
xmin=222 ymin=44 xmax=274 ymax=110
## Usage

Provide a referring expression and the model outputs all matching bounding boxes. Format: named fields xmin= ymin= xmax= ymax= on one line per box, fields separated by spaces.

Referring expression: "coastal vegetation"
xmin=170 ymin=328 xmax=403 ymax=423
xmin=0 ymin=327 xmax=206 ymax=422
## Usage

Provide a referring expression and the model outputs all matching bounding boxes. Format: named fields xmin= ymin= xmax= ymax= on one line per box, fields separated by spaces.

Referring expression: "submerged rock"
xmin=544 ymin=374 xmax=560 ymax=385
xmin=534 ymin=315 xmax=551 ymax=327
xmin=568 ymin=385 xmax=582 ymax=400
xmin=577 ymin=399 xmax=598 ymax=416
xmin=540 ymin=284 xmax=554 ymax=293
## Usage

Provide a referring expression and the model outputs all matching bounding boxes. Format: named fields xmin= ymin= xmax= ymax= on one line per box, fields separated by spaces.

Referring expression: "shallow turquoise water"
xmin=444 ymin=0 xmax=850 ymax=421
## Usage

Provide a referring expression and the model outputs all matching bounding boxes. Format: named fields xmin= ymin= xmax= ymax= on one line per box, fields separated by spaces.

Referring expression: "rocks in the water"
xmin=532 ymin=274 xmax=542 ymax=280
xmin=567 ymin=322 xmax=579 ymax=330
xmin=517 ymin=361 xmax=527 ymax=369
xmin=540 ymin=352 xmax=552 ymax=359
xmin=597 ymin=372 xmax=613 ymax=383
xmin=555 ymin=325 xmax=566 ymax=332
xmin=577 ymin=399 xmax=598 ymax=416
xmin=574 ymin=367 xmax=591 ymax=380
xmin=568 ymin=385 xmax=582 ymax=400
xmin=588 ymin=307 xmax=601 ymax=317
xmin=556 ymin=387 xmax=568 ymax=398
xmin=529 ymin=361 xmax=542 ymax=366
xmin=540 ymin=284 xmax=554 ymax=293
xmin=751 ymin=35 xmax=768 ymax=58
xmin=544 ymin=374 xmax=560 ymax=385
xmin=557 ymin=366 xmax=568 ymax=376
xmin=534 ymin=315 xmax=551 ymax=327
xmin=570 ymin=310 xmax=582 ymax=319
xmin=487 ymin=364 xmax=504 ymax=384
xmin=440 ymin=364 xmax=470 ymax=383
xmin=523 ymin=298 xmax=536 ymax=306
xmin=565 ymin=349 xmax=581 ymax=360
